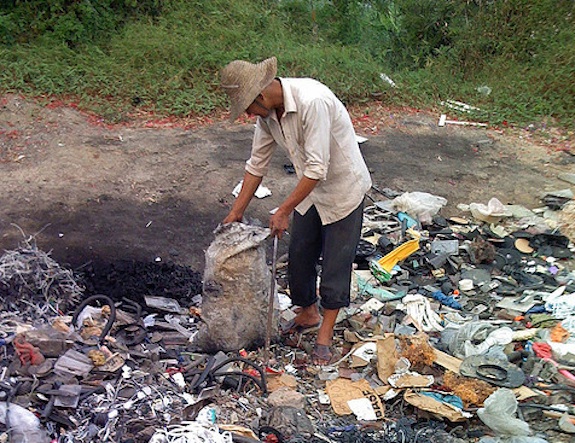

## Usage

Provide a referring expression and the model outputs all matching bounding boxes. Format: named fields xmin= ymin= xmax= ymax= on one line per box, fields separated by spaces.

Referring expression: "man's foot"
xmin=312 ymin=343 xmax=339 ymax=366
xmin=280 ymin=318 xmax=321 ymax=335
xmin=281 ymin=304 xmax=322 ymax=335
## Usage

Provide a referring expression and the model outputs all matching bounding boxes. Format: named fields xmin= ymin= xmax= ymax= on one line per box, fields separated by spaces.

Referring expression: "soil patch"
xmin=1 ymin=93 xmax=573 ymax=272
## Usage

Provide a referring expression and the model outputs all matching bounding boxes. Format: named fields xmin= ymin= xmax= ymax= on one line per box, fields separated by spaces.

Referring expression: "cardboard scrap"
xmin=350 ymin=341 xmax=377 ymax=368
xmin=388 ymin=372 xmax=434 ymax=388
xmin=219 ymin=425 xmax=258 ymax=440
xmin=377 ymin=336 xmax=399 ymax=383
xmin=325 ymin=378 xmax=385 ymax=420
xmin=403 ymin=390 xmax=471 ymax=422
xmin=496 ymin=294 xmax=537 ymax=313
xmin=266 ymin=373 xmax=298 ymax=392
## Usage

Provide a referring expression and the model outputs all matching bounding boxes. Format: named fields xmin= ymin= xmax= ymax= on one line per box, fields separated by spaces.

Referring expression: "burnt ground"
xmin=1 ymin=93 xmax=573 ymax=275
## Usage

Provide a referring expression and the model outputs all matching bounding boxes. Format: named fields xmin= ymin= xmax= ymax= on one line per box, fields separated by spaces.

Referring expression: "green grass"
xmin=0 ymin=0 xmax=573 ymax=131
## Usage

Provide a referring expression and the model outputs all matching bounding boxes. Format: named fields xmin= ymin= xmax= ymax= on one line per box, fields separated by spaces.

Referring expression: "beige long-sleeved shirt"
xmin=245 ymin=77 xmax=372 ymax=225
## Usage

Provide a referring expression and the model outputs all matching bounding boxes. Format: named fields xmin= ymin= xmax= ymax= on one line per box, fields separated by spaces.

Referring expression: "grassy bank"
xmin=0 ymin=0 xmax=573 ymax=131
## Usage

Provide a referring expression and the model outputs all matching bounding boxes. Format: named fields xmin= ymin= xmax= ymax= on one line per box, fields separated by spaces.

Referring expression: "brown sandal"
xmin=280 ymin=318 xmax=321 ymax=336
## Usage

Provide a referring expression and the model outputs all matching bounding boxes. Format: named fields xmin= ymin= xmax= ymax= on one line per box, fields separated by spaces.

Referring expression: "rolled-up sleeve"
xmin=301 ymin=98 xmax=331 ymax=180
xmin=245 ymin=120 xmax=276 ymax=177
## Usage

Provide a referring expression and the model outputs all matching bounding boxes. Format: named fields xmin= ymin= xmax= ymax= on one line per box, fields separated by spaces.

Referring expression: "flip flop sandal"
xmin=355 ymin=239 xmax=376 ymax=259
xmin=280 ymin=318 xmax=321 ymax=336
xmin=282 ymin=331 xmax=312 ymax=350
xmin=311 ymin=344 xmax=339 ymax=366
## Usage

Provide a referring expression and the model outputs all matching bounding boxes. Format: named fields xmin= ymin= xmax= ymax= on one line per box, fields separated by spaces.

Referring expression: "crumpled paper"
xmin=232 ymin=180 xmax=271 ymax=198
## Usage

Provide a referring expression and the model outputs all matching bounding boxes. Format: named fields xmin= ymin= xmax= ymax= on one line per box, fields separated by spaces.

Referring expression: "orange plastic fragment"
xmin=550 ymin=323 xmax=569 ymax=343
xmin=13 ymin=334 xmax=46 ymax=366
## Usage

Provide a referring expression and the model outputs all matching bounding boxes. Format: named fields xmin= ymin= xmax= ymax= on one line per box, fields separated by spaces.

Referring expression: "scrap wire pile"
xmin=60 ymin=371 xmax=191 ymax=442
xmin=303 ymin=417 xmax=461 ymax=443
xmin=0 ymin=242 xmax=84 ymax=322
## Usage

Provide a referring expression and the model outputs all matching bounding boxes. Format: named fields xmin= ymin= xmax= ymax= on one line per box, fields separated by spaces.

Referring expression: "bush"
xmin=0 ymin=0 xmax=163 ymax=46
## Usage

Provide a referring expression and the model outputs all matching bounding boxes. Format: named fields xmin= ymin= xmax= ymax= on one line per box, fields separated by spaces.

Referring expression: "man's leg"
xmin=287 ymin=206 xmax=322 ymax=328
xmin=313 ymin=200 xmax=364 ymax=364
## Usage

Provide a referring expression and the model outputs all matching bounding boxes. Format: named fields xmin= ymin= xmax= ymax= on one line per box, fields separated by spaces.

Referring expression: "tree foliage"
xmin=0 ymin=0 xmax=163 ymax=46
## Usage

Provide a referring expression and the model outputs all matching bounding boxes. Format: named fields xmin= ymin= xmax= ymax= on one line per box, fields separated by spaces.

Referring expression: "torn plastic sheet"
xmin=347 ymin=397 xmax=378 ymax=421
xmin=0 ymin=401 xmax=51 ymax=443
xmin=391 ymin=192 xmax=447 ymax=224
xmin=355 ymin=271 xmax=403 ymax=301
xmin=397 ymin=293 xmax=444 ymax=332
xmin=458 ymin=197 xmax=512 ymax=223
xmin=145 ymin=296 xmax=185 ymax=313
xmin=477 ymin=388 xmax=547 ymax=442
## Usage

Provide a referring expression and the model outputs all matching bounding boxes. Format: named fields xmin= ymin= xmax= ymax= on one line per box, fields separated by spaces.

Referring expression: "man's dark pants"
xmin=288 ymin=201 xmax=364 ymax=310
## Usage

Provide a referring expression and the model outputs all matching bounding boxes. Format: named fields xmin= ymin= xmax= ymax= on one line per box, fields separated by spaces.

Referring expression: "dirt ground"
xmin=0 ymin=93 xmax=573 ymax=274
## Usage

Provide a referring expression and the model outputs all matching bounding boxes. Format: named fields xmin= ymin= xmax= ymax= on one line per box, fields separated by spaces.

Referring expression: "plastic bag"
xmin=463 ymin=326 xmax=513 ymax=357
xmin=477 ymin=389 xmax=536 ymax=439
xmin=440 ymin=321 xmax=496 ymax=359
xmin=467 ymin=197 xmax=512 ymax=223
xmin=479 ymin=438 xmax=548 ymax=443
xmin=0 ymin=402 xmax=51 ymax=443
xmin=391 ymin=192 xmax=447 ymax=225
xmin=191 ymin=222 xmax=273 ymax=352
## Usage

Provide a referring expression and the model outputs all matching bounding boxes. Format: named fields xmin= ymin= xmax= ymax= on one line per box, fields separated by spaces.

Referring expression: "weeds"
xmin=0 ymin=0 xmax=573 ymax=131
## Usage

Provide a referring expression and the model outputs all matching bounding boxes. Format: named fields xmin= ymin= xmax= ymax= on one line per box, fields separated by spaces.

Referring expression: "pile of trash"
xmin=0 ymin=188 xmax=574 ymax=443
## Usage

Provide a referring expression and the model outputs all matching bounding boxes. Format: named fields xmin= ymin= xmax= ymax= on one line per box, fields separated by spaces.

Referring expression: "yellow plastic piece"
xmin=377 ymin=238 xmax=420 ymax=272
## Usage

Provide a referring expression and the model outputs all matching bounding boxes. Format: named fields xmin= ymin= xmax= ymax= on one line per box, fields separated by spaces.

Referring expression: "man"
xmin=220 ymin=56 xmax=372 ymax=365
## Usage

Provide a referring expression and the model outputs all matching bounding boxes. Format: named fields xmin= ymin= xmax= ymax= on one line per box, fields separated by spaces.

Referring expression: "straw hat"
xmin=220 ymin=56 xmax=277 ymax=122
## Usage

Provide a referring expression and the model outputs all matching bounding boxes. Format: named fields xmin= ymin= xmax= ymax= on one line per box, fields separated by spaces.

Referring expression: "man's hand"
xmin=223 ymin=210 xmax=243 ymax=224
xmin=270 ymin=208 xmax=290 ymax=238
xmin=270 ymin=176 xmax=319 ymax=238
xmin=222 ymin=172 xmax=263 ymax=225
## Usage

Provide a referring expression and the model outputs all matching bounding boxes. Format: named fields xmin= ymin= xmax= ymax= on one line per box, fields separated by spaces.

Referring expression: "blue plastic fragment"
xmin=397 ymin=211 xmax=418 ymax=228
xmin=525 ymin=305 xmax=546 ymax=314
xmin=420 ymin=391 xmax=464 ymax=410
xmin=431 ymin=290 xmax=462 ymax=310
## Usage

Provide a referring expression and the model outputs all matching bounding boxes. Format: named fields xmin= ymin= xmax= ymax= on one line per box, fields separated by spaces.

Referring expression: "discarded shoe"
xmin=460 ymin=355 xmax=525 ymax=388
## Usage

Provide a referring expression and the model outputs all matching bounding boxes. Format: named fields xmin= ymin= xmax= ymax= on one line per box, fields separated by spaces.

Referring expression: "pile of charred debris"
xmin=0 ymin=189 xmax=574 ymax=443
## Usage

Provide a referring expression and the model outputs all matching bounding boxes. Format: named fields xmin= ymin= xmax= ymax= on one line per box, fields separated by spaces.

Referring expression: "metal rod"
xmin=264 ymin=235 xmax=279 ymax=365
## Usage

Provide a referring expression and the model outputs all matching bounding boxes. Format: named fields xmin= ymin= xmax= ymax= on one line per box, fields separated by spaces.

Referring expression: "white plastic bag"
xmin=477 ymin=389 xmax=531 ymax=437
xmin=467 ymin=197 xmax=512 ymax=223
xmin=391 ymin=192 xmax=447 ymax=224
xmin=0 ymin=402 xmax=51 ymax=443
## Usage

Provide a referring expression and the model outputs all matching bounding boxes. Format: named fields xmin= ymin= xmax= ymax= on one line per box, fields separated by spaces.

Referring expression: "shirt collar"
xmin=261 ymin=77 xmax=296 ymax=124
xmin=279 ymin=77 xmax=297 ymax=114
